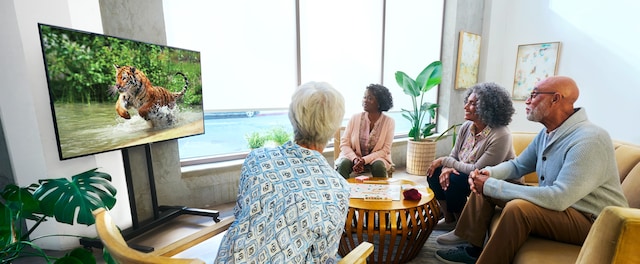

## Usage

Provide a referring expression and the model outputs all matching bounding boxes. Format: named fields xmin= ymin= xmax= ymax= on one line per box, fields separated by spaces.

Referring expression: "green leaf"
xmin=0 ymin=183 xmax=46 ymax=248
xmin=396 ymin=71 xmax=420 ymax=97
xmin=421 ymin=123 xmax=437 ymax=138
xmin=33 ymin=168 xmax=117 ymax=225
xmin=1 ymin=184 xmax=43 ymax=220
xmin=103 ymin=247 xmax=118 ymax=264
xmin=0 ymin=203 xmax=14 ymax=247
xmin=416 ymin=60 xmax=443 ymax=92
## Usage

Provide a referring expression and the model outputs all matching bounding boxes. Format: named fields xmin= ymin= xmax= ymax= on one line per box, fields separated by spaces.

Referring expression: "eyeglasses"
xmin=529 ymin=91 xmax=556 ymax=100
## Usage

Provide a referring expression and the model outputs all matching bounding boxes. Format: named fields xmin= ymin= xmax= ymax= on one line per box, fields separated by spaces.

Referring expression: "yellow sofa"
xmin=497 ymin=132 xmax=640 ymax=263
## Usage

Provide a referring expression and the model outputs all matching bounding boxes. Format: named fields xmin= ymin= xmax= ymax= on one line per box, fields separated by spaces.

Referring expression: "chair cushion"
xmin=513 ymin=237 xmax=581 ymax=264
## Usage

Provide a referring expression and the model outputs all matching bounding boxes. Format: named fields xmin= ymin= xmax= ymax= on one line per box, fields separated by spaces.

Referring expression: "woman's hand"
xmin=352 ymin=157 xmax=365 ymax=174
xmin=439 ymin=167 xmax=459 ymax=190
xmin=426 ymin=157 xmax=444 ymax=177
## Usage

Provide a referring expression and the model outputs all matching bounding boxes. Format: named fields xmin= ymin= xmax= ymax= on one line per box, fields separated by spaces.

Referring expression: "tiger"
xmin=111 ymin=65 xmax=188 ymax=127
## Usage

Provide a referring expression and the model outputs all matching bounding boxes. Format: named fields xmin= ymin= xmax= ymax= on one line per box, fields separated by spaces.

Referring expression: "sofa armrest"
xmin=575 ymin=206 xmax=640 ymax=264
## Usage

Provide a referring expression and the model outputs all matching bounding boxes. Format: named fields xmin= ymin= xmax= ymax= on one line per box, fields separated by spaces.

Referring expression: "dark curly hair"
xmin=464 ymin=82 xmax=514 ymax=127
xmin=366 ymin=84 xmax=393 ymax=112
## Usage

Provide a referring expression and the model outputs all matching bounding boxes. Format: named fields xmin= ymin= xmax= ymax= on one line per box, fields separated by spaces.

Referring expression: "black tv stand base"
xmin=80 ymin=205 xmax=220 ymax=253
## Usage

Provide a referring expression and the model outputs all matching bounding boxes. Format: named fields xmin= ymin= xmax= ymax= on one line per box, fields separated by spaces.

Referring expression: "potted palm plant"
xmin=0 ymin=168 xmax=117 ymax=263
xmin=395 ymin=60 xmax=443 ymax=175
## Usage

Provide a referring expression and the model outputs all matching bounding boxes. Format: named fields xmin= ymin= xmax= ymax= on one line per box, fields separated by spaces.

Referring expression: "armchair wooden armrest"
xmin=92 ymin=208 xmax=233 ymax=264
xmin=92 ymin=207 xmax=205 ymax=263
xmin=338 ymin=241 xmax=374 ymax=264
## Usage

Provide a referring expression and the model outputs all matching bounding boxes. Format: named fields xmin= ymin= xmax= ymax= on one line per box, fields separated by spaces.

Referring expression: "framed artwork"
xmin=512 ymin=42 xmax=561 ymax=100
xmin=455 ymin=31 xmax=481 ymax=89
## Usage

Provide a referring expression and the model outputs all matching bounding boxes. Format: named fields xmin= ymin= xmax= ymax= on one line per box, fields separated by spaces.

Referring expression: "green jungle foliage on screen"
xmin=40 ymin=25 xmax=202 ymax=106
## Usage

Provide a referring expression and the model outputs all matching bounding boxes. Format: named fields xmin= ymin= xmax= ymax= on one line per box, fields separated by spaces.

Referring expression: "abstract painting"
xmin=512 ymin=42 xmax=561 ymax=100
xmin=455 ymin=31 xmax=481 ymax=89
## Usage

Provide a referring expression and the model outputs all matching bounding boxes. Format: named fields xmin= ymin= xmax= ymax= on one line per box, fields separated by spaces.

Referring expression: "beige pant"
xmin=455 ymin=194 xmax=594 ymax=264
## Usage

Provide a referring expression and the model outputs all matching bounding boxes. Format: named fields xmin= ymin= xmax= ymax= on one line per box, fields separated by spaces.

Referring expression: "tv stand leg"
xmin=158 ymin=205 xmax=220 ymax=222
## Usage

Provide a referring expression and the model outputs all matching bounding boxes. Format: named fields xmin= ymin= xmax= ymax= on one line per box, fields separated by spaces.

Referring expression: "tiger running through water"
xmin=111 ymin=65 xmax=188 ymax=128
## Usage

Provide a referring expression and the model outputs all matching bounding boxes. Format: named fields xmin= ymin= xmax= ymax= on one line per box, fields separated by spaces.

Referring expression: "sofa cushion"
xmin=621 ymin=164 xmax=640 ymax=208
xmin=513 ymin=237 xmax=581 ymax=264
xmin=613 ymin=142 xmax=640 ymax=208
xmin=512 ymin=132 xmax=538 ymax=184
xmin=613 ymin=143 xmax=640 ymax=182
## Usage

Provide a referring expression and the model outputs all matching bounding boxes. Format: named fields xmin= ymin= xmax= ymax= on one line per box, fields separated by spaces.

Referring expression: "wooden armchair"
xmin=338 ymin=241 xmax=374 ymax=264
xmin=93 ymin=208 xmax=373 ymax=263
xmin=92 ymin=207 xmax=232 ymax=263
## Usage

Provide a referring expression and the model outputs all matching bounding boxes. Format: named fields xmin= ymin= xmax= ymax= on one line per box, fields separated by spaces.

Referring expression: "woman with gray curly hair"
xmin=426 ymin=82 xmax=516 ymax=234
xmin=215 ymin=81 xmax=349 ymax=263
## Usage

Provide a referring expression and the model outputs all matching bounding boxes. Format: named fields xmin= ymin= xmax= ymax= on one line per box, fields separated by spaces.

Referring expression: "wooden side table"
xmin=338 ymin=178 xmax=441 ymax=264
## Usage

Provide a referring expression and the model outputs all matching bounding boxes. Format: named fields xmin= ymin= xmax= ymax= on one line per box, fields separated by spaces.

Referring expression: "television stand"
xmin=81 ymin=144 xmax=220 ymax=252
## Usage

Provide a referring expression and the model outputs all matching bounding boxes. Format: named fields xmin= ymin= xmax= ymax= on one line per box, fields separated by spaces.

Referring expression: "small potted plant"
xmin=245 ymin=131 xmax=268 ymax=149
xmin=267 ymin=126 xmax=292 ymax=146
xmin=245 ymin=127 xmax=292 ymax=149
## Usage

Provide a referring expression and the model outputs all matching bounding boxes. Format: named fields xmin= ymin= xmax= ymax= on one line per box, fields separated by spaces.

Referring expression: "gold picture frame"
xmin=512 ymin=42 xmax=561 ymax=100
xmin=455 ymin=31 xmax=481 ymax=89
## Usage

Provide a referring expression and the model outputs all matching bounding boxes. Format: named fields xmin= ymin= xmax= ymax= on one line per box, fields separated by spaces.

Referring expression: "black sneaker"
xmin=435 ymin=246 xmax=478 ymax=264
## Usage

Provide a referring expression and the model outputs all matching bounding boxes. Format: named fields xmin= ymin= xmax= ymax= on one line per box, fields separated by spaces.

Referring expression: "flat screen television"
xmin=38 ymin=23 xmax=204 ymax=160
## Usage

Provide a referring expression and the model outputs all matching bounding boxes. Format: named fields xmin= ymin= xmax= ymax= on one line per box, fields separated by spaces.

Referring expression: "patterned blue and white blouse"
xmin=215 ymin=141 xmax=350 ymax=264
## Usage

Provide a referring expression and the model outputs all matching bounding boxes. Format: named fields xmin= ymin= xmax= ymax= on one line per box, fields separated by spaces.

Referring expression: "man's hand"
xmin=439 ymin=167 xmax=459 ymax=190
xmin=469 ymin=169 xmax=490 ymax=195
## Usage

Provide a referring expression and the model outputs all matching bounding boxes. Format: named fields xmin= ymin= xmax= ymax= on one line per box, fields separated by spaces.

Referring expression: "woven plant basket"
xmin=406 ymin=139 xmax=437 ymax=175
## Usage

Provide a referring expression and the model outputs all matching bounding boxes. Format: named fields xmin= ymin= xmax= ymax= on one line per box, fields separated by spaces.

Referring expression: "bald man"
xmin=435 ymin=76 xmax=628 ymax=264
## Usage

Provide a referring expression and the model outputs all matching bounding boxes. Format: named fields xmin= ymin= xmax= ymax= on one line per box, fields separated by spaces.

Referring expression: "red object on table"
xmin=403 ymin=188 xmax=422 ymax=200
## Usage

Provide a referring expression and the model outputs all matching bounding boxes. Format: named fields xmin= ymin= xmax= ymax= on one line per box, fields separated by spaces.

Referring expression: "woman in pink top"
xmin=336 ymin=84 xmax=395 ymax=178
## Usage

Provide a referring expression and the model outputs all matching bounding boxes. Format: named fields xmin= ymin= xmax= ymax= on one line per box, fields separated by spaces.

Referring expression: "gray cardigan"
xmin=485 ymin=108 xmax=628 ymax=216
xmin=442 ymin=121 xmax=515 ymax=175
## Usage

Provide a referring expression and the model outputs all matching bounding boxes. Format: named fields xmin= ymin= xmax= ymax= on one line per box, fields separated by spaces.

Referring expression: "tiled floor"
xmin=19 ymin=168 xmax=448 ymax=263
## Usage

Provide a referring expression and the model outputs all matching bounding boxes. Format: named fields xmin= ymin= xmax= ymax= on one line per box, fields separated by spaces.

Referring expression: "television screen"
xmin=38 ymin=23 xmax=204 ymax=160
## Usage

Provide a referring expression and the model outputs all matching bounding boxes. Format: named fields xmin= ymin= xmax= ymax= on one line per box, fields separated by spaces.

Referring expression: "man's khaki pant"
xmin=454 ymin=194 xmax=594 ymax=264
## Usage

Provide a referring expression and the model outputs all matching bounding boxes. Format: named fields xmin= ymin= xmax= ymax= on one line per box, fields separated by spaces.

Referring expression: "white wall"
xmin=481 ymin=0 xmax=640 ymax=144
xmin=0 ymin=0 xmax=131 ymax=250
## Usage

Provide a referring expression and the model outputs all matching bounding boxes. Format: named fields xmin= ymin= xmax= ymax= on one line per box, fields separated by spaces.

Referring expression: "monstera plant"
xmin=0 ymin=168 xmax=117 ymax=263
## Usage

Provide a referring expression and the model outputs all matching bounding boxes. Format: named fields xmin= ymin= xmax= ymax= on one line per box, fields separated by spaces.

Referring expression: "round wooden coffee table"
xmin=338 ymin=178 xmax=440 ymax=264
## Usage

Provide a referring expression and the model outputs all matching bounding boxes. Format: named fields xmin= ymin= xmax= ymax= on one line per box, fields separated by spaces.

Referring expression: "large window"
xmin=164 ymin=0 xmax=444 ymax=164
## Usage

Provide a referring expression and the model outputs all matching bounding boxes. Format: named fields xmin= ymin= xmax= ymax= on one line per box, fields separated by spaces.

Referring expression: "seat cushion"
xmin=513 ymin=237 xmax=581 ymax=264
xmin=613 ymin=143 xmax=640 ymax=182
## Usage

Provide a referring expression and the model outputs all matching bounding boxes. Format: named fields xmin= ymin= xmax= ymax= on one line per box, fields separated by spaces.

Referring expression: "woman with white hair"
xmin=215 ymin=81 xmax=350 ymax=263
